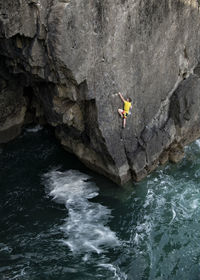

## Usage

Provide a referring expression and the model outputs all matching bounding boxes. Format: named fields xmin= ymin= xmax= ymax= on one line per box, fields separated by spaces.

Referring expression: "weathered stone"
xmin=16 ymin=37 xmax=23 ymax=49
xmin=169 ymin=144 xmax=185 ymax=163
xmin=169 ymin=74 xmax=200 ymax=144
xmin=1 ymin=0 xmax=200 ymax=184
xmin=29 ymin=39 xmax=46 ymax=67
xmin=131 ymin=148 xmax=147 ymax=179
xmin=55 ymin=84 xmax=78 ymax=101
xmin=53 ymin=96 xmax=84 ymax=132
xmin=159 ymin=151 xmax=169 ymax=165
xmin=0 ymin=79 xmax=26 ymax=143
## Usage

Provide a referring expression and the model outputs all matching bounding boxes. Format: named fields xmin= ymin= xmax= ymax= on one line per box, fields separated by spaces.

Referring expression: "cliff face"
xmin=1 ymin=0 xmax=200 ymax=184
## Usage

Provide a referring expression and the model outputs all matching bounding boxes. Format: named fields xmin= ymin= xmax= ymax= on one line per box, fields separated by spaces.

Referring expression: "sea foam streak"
xmin=43 ymin=169 xmax=119 ymax=255
xmin=195 ymin=139 xmax=200 ymax=147
xmin=26 ymin=125 xmax=43 ymax=133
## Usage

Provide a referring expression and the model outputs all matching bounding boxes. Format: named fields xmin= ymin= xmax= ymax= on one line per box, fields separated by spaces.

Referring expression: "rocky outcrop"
xmin=0 ymin=75 xmax=26 ymax=143
xmin=1 ymin=0 xmax=200 ymax=184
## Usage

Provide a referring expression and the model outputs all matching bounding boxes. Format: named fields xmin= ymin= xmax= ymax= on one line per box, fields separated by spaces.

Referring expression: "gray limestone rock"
xmin=1 ymin=0 xmax=200 ymax=184
xmin=0 ymin=78 xmax=26 ymax=143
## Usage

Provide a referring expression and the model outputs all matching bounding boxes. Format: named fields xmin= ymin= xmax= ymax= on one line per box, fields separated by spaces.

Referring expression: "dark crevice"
xmin=23 ymin=85 xmax=46 ymax=125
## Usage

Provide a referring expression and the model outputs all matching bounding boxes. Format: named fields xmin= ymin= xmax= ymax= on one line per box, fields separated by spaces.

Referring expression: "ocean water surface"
xmin=1 ymin=127 xmax=200 ymax=280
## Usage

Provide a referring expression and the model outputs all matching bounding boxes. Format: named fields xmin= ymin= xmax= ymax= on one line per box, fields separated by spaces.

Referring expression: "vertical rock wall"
xmin=1 ymin=0 xmax=200 ymax=184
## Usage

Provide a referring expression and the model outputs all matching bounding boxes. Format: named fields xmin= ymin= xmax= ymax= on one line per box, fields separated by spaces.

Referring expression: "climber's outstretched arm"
xmin=118 ymin=92 xmax=125 ymax=103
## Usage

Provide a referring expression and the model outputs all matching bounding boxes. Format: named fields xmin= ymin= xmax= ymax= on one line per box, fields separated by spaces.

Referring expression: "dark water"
xmin=1 ymin=126 xmax=200 ymax=280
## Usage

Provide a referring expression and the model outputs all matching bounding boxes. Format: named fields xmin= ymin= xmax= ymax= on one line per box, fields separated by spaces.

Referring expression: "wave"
xmin=43 ymin=169 xmax=120 ymax=256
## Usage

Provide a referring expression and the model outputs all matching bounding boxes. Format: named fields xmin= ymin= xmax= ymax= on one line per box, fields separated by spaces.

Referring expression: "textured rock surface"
xmin=0 ymin=76 xmax=26 ymax=143
xmin=1 ymin=0 xmax=200 ymax=184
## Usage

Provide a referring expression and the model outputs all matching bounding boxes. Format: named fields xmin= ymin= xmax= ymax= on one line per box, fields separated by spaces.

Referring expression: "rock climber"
xmin=118 ymin=92 xmax=132 ymax=128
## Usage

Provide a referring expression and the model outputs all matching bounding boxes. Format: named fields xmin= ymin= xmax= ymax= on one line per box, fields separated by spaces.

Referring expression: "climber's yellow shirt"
xmin=124 ymin=101 xmax=132 ymax=113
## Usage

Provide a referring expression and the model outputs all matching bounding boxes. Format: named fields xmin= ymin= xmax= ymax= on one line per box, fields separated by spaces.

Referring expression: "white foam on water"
xmin=98 ymin=263 xmax=127 ymax=280
xmin=26 ymin=125 xmax=43 ymax=133
xmin=191 ymin=198 xmax=199 ymax=209
xmin=43 ymin=169 xmax=120 ymax=256
xmin=195 ymin=139 xmax=200 ymax=148
xmin=9 ymin=268 xmax=26 ymax=280
xmin=169 ymin=207 xmax=176 ymax=225
xmin=0 ymin=243 xmax=12 ymax=253
xmin=143 ymin=189 xmax=154 ymax=208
